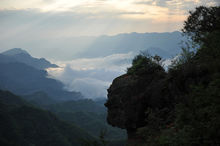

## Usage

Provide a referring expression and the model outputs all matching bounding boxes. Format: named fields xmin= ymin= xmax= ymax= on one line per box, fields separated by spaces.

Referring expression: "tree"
xmin=127 ymin=53 xmax=164 ymax=75
xmin=170 ymin=6 xmax=220 ymax=70
xmin=182 ymin=6 xmax=220 ymax=44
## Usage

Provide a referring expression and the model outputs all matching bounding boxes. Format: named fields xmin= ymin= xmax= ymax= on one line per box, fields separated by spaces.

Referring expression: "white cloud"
xmin=47 ymin=52 xmax=134 ymax=98
xmin=65 ymin=77 xmax=110 ymax=99
xmin=63 ymin=52 xmax=134 ymax=71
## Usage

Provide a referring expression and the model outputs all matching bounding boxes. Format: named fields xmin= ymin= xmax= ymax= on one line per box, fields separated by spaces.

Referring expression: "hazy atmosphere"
xmin=0 ymin=0 xmax=218 ymax=98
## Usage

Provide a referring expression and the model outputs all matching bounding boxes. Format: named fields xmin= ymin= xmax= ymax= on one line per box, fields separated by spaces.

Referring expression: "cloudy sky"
xmin=0 ymin=0 xmax=218 ymax=38
xmin=0 ymin=0 xmax=218 ymax=55
xmin=1 ymin=0 xmax=219 ymax=98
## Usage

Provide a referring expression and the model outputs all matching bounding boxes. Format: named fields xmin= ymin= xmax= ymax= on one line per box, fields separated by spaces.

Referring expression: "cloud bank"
xmin=47 ymin=52 xmax=135 ymax=99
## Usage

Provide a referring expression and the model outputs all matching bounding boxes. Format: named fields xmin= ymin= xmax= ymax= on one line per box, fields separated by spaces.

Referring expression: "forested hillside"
xmin=44 ymin=99 xmax=127 ymax=140
xmin=0 ymin=90 xmax=93 ymax=146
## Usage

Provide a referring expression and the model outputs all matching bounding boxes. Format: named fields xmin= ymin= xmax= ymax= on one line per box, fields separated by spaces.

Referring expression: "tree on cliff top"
xmin=127 ymin=52 xmax=164 ymax=75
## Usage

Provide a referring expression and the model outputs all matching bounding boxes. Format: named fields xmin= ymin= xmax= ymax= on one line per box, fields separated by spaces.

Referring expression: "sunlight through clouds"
xmin=0 ymin=0 xmax=218 ymax=37
xmin=1 ymin=0 xmax=218 ymax=13
xmin=0 ymin=0 xmax=218 ymax=23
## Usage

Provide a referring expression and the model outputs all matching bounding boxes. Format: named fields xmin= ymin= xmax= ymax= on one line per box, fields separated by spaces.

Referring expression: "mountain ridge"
xmin=1 ymin=48 xmax=58 ymax=70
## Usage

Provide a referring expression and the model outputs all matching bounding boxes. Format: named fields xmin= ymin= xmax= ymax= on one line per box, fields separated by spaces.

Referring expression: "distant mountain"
xmin=32 ymin=31 xmax=182 ymax=60
xmin=2 ymin=48 xmax=29 ymax=56
xmin=5 ymin=32 xmax=184 ymax=60
xmin=0 ymin=90 xmax=93 ymax=146
xmin=77 ymin=31 xmax=183 ymax=59
xmin=1 ymin=48 xmax=58 ymax=70
xmin=0 ymin=55 xmax=82 ymax=101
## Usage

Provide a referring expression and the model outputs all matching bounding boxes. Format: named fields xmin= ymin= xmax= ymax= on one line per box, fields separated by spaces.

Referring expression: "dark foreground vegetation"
xmin=0 ymin=90 xmax=126 ymax=146
xmin=0 ymin=90 xmax=93 ymax=146
xmin=105 ymin=6 xmax=220 ymax=146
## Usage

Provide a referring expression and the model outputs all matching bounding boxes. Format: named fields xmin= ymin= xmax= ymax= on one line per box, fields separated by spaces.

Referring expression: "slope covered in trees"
xmin=105 ymin=6 xmax=220 ymax=146
xmin=0 ymin=90 xmax=93 ymax=146
xmin=44 ymin=99 xmax=127 ymax=140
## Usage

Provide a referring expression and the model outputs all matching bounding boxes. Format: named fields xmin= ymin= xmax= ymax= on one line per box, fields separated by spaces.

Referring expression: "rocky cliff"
xmin=105 ymin=56 xmax=177 ymax=143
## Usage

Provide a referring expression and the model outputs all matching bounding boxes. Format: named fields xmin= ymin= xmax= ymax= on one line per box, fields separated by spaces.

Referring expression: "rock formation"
xmin=105 ymin=57 xmax=175 ymax=143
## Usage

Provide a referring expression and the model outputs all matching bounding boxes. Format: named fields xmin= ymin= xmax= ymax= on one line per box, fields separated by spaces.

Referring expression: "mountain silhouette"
xmin=2 ymin=48 xmax=58 ymax=70
xmin=0 ymin=49 xmax=82 ymax=101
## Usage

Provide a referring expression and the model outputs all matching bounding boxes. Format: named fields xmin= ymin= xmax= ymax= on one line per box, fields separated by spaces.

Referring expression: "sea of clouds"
xmin=47 ymin=52 xmax=135 ymax=99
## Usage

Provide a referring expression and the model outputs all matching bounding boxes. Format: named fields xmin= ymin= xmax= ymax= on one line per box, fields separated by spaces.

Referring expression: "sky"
xmin=0 ymin=0 xmax=219 ymax=99
xmin=0 ymin=0 xmax=218 ymax=55
xmin=0 ymin=0 xmax=218 ymax=38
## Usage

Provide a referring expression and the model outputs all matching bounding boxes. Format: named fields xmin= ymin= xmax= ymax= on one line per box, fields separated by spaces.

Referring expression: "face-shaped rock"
xmin=105 ymin=65 xmax=171 ymax=135
xmin=105 ymin=74 xmax=147 ymax=131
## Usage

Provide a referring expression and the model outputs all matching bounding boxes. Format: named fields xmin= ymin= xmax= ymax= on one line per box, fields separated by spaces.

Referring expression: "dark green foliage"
xmin=0 ymin=90 xmax=125 ymax=145
xmin=171 ymin=5 xmax=220 ymax=70
xmin=182 ymin=6 xmax=220 ymax=44
xmin=155 ymin=77 xmax=220 ymax=146
xmin=137 ymin=6 xmax=220 ymax=146
xmin=127 ymin=53 xmax=164 ymax=75
xmin=19 ymin=91 xmax=126 ymax=143
xmin=55 ymin=112 xmax=126 ymax=139
xmin=169 ymin=47 xmax=195 ymax=70
xmin=0 ymin=90 xmax=93 ymax=146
